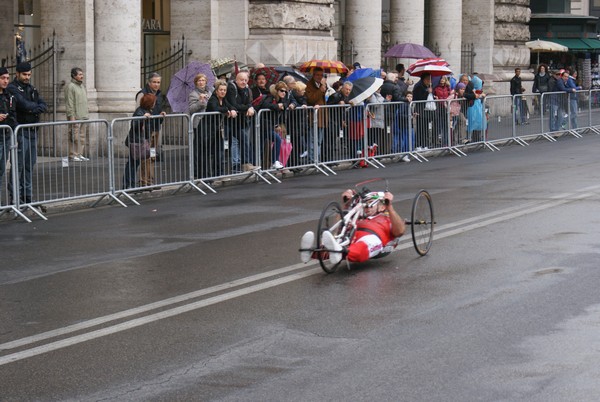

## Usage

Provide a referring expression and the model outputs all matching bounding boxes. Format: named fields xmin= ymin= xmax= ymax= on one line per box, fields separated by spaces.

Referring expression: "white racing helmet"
xmin=364 ymin=191 xmax=385 ymax=209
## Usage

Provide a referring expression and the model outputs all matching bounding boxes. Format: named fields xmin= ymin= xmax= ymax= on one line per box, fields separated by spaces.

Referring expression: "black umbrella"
xmin=274 ymin=66 xmax=309 ymax=83
xmin=348 ymin=77 xmax=384 ymax=105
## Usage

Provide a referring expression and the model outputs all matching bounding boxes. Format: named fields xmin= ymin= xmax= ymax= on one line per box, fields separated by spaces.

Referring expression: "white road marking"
xmin=1 ymin=185 xmax=599 ymax=366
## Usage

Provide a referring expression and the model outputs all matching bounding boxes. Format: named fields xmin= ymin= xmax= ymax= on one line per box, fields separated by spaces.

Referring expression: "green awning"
xmin=548 ymin=38 xmax=600 ymax=51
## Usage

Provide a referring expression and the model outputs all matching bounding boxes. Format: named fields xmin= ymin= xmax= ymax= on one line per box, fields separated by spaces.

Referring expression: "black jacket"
xmin=510 ymin=75 xmax=523 ymax=96
xmin=0 ymin=91 xmax=18 ymax=130
xmin=380 ymin=80 xmax=403 ymax=102
xmin=226 ymin=82 xmax=253 ymax=127
xmin=127 ymin=106 xmax=153 ymax=145
xmin=7 ymin=78 xmax=47 ymax=124
xmin=137 ymin=85 xmax=165 ymax=131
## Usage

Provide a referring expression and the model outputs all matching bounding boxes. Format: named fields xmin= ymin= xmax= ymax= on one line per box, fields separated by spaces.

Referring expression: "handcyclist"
xmin=300 ymin=189 xmax=406 ymax=265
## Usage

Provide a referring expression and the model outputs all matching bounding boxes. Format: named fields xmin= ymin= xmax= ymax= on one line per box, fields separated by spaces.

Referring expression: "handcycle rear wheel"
xmin=317 ymin=201 xmax=344 ymax=274
xmin=410 ymin=190 xmax=434 ymax=256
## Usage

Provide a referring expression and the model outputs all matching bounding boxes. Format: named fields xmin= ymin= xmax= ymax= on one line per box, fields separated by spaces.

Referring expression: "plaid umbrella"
xmin=167 ymin=61 xmax=216 ymax=113
xmin=298 ymin=60 xmax=349 ymax=75
xmin=384 ymin=43 xmax=437 ymax=59
xmin=250 ymin=67 xmax=281 ymax=88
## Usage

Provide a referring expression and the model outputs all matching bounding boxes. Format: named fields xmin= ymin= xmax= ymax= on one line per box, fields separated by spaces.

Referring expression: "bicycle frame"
xmin=333 ymin=198 xmax=365 ymax=247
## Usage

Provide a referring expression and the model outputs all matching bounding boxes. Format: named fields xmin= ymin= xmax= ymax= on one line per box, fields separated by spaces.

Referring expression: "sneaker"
xmin=271 ymin=160 xmax=284 ymax=169
xmin=401 ymin=155 xmax=411 ymax=163
xmin=321 ymin=230 xmax=343 ymax=265
xmin=415 ymin=147 xmax=423 ymax=152
xmin=69 ymin=156 xmax=82 ymax=162
xmin=300 ymin=231 xmax=315 ymax=263
xmin=79 ymin=155 xmax=90 ymax=161
xmin=300 ymin=151 xmax=308 ymax=158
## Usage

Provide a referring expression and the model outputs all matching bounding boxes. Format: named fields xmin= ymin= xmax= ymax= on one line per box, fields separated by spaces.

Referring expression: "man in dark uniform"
xmin=6 ymin=62 xmax=47 ymax=204
xmin=0 ymin=66 xmax=18 ymax=200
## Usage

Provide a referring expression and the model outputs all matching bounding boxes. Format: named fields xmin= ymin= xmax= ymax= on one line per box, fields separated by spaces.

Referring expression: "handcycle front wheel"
xmin=316 ymin=201 xmax=345 ymax=274
xmin=410 ymin=190 xmax=434 ymax=256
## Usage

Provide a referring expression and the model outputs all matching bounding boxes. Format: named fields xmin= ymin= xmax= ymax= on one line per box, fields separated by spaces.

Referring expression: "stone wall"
xmin=493 ymin=0 xmax=532 ymax=90
xmin=248 ymin=1 xmax=335 ymax=31
xmin=246 ymin=0 xmax=337 ymax=66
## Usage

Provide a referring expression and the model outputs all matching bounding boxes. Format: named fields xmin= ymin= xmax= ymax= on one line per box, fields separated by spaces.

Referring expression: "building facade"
xmin=1 ymin=0 xmax=535 ymax=118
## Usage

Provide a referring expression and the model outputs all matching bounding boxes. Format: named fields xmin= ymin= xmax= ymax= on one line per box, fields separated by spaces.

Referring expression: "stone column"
xmin=389 ymin=0 xmax=424 ymax=46
xmin=388 ymin=0 xmax=425 ymax=72
xmin=93 ymin=0 xmax=142 ymax=116
xmin=0 ymin=1 xmax=15 ymax=65
xmin=345 ymin=0 xmax=382 ymax=68
xmin=171 ymin=0 xmax=217 ymax=62
xmin=41 ymin=0 xmax=97 ymax=117
xmin=429 ymin=0 xmax=462 ymax=74
xmin=462 ymin=0 xmax=494 ymax=75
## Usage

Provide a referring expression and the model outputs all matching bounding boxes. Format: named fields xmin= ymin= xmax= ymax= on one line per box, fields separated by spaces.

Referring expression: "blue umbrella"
xmin=345 ymin=68 xmax=381 ymax=82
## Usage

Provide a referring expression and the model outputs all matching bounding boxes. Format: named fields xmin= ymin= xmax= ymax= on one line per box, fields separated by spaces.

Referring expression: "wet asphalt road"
xmin=2 ymin=134 xmax=600 ymax=401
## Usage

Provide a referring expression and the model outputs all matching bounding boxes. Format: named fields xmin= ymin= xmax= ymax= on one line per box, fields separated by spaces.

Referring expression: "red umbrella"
xmin=407 ymin=58 xmax=449 ymax=73
xmin=408 ymin=64 xmax=453 ymax=77
xmin=298 ymin=60 xmax=348 ymax=75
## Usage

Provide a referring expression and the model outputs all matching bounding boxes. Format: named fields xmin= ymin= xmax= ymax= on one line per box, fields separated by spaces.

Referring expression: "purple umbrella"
xmin=384 ymin=43 xmax=437 ymax=59
xmin=167 ymin=61 xmax=216 ymax=113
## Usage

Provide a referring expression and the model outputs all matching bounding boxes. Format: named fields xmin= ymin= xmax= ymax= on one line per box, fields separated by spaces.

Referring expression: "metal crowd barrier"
xmin=6 ymin=119 xmax=114 ymax=221
xmin=0 ymin=125 xmax=31 ymax=222
xmin=111 ymin=113 xmax=199 ymax=204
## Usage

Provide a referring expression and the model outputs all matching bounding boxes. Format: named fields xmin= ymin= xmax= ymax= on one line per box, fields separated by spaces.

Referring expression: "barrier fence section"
xmin=10 ymin=119 xmax=114 ymax=220
xmin=111 ymin=113 xmax=196 ymax=203
xmin=254 ymin=106 xmax=317 ymax=174
xmin=0 ymin=125 xmax=30 ymax=222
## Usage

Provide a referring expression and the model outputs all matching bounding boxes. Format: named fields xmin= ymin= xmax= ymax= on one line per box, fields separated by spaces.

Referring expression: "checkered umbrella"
xmin=298 ymin=60 xmax=349 ymax=75
xmin=249 ymin=67 xmax=281 ymax=88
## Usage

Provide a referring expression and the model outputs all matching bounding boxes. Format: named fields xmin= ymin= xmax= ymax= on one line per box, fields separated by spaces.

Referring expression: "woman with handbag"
xmin=123 ymin=93 xmax=155 ymax=189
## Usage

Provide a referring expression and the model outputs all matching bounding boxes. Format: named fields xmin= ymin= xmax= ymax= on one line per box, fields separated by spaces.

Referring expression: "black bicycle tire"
xmin=317 ymin=201 xmax=344 ymax=274
xmin=411 ymin=190 xmax=434 ymax=256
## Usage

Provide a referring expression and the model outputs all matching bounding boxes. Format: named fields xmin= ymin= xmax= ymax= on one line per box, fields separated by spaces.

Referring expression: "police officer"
xmin=0 ymin=66 xmax=18 ymax=199
xmin=6 ymin=61 xmax=47 ymax=204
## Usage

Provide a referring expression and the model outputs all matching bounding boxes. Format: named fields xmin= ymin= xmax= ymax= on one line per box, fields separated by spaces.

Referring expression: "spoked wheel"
xmin=316 ymin=201 xmax=344 ymax=274
xmin=410 ymin=190 xmax=434 ymax=256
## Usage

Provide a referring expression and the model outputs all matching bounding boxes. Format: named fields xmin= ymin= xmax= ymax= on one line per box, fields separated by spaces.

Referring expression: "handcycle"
xmin=307 ymin=179 xmax=435 ymax=274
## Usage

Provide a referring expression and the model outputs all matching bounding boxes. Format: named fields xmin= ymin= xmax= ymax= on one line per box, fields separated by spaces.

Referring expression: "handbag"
xmin=129 ymin=139 xmax=151 ymax=160
xmin=425 ymin=93 xmax=437 ymax=111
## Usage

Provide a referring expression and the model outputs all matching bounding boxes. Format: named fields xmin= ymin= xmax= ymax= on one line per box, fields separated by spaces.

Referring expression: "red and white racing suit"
xmin=347 ymin=213 xmax=393 ymax=263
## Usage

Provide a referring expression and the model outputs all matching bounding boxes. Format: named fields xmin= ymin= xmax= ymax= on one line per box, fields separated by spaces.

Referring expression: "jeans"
xmin=307 ymin=126 xmax=324 ymax=163
xmin=122 ymin=154 xmax=141 ymax=189
xmin=229 ymin=124 xmax=254 ymax=165
xmin=8 ymin=128 xmax=37 ymax=202
xmin=549 ymin=104 xmax=559 ymax=131
xmin=267 ymin=130 xmax=282 ymax=164
xmin=569 ymin=98 xmax=578 ymax=129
